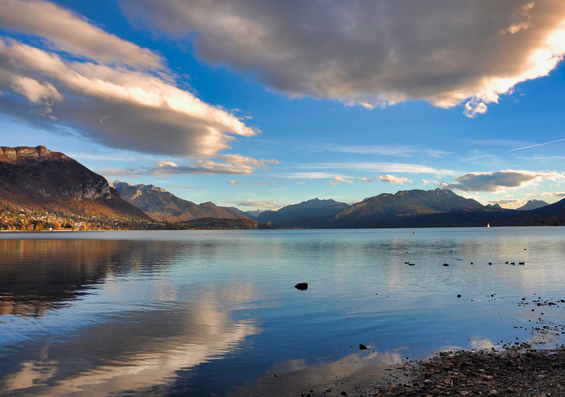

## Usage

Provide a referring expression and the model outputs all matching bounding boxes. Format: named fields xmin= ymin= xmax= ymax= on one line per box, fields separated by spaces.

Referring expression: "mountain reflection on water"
xmin=0 ymin=238 xmax=259 ymax=395
xmin=1 ymin=228 xmax=565 ymax=396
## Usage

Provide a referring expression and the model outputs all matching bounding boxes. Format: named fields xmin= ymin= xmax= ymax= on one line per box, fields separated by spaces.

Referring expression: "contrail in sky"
xmin=506 ymin=137 xmax=565 ymax=153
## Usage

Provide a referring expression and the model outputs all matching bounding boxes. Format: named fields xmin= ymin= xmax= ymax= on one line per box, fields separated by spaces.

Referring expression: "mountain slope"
xmin=114 ymin=181 xmax=248 ymax=223
xmin=256 ymin=198 xmax=349 ymax=223
xmin=330 ymin=188 xmax=484 ymax=227
xmin=516 ymin=199 xmax=549 ymax=211
xmin=498 ymin=198 xmax=565 ymax=226
xmin=0 ymin=146 xmax=150 ymax=220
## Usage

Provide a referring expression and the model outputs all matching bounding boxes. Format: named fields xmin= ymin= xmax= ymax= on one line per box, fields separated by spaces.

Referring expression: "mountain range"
xmin=256 ymin=198 xmax=349 ymax=223
xmin=1 ymin=145 xmax=564 ymax=229
xmin=516 ymin=199 xmax=549 ymax=211
xmin=114 ymin=181 xmax=248 ymax=223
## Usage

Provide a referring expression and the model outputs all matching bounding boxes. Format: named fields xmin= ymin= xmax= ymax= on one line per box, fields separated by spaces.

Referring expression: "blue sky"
xmin=1 ymin=0 xmax=565 ymax=210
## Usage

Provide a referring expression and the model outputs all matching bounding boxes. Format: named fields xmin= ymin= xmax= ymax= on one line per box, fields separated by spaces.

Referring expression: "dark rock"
xmin=443 ymin=263 xmax=449 ymax=266
xmin=457 ymin=294 xmax=462 ymax=298
xmin=359 ymin=344 xmax=368 ymax=350
xmin=294 ymin=283 xmax=308 ymax=290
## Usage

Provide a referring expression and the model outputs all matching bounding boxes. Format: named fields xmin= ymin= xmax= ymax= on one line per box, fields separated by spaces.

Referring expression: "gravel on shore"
xmin=332 ymin=346 xmax=565 ymax=397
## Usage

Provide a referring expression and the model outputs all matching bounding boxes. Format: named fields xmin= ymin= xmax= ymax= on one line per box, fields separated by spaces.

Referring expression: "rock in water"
xmin=359 ymin=344 xmax=368 ymax=350
xmin=294 ymin=283 xmax=308 ymax=290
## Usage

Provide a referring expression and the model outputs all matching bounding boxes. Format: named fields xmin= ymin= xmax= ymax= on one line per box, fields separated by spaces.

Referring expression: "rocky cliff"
xmin=0 ymin=146 xmax=150 ymax=219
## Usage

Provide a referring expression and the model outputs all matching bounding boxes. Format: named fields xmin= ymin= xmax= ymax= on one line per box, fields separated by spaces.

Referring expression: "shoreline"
xmin=350 ymin=346 xmax=565 ymax=397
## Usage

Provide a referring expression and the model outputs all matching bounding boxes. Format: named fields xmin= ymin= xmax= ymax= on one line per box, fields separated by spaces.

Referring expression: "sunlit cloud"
xmin=0 ymin=0 xmax=258 ymax=157
xmin=442 ymin=170 xmax=565 ymax=192
xmin=377 ymin=175 xmax=412 ymax=185
xmin=423 ymin=179 xmax=440 ymax=186
xmin=227 ymin=180 xmax=240 ymax=186
xmin=282 ymin=172 xmax=352 ymax=179
xmin=234 ymin=199 xmax=284 ymax=209
xmin=488 ymin=198 xmax=526 ymax=209
xmin=328 ymin=176 xmax=353 ymax=186
xmin=358 ymin=175 xmax=412 ymax=184
xmin=302 ymin=162 xmax=454 ymax=175
xmin=99 ymin=155 xmax=278 ymax=178
xmin=539 ymin=191 xmax=565 ymax=197
xmin=125 ymin=0 xmax=565 ymax=117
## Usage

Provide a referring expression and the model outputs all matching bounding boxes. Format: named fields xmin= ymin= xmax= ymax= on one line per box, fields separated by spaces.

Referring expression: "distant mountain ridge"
xmin=114 ymin=181 xmax=248 ymax=223
xmin=329 ymin=188 xmax=484 ymax=227
xmin=0 ymin=146 xmax=149 ymax=220
xmin=256 ymin=198 xmax=349 ymax=223
xmin=517 ymin=199 xmax=549 ymax=211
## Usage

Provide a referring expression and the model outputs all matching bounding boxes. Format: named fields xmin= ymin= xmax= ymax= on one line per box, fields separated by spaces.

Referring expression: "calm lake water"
xmin=1 ymin=227 xmax=565 ymax=395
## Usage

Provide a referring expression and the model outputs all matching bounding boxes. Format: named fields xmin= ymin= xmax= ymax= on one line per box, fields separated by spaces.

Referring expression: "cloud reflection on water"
xmin=0 ymin=239 xmax=260 ymax=396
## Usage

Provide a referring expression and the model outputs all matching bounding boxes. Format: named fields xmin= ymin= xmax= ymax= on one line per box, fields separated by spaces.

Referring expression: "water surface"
xmin=1 ymin=228 xmax=564 ymax=395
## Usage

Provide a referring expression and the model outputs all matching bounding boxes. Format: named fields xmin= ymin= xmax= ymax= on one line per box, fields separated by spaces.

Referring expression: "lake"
xmin=1 ymin=227 xmax=565 ymax=395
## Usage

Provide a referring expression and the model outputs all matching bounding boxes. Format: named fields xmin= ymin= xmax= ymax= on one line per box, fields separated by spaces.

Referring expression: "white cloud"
xmin=328 ymin=176 xmax=353 ymax=186
xmin=506 ymin=137 xmax=565 ymax=153
xmin=464 ymin=100 xmax=488 ymax=118
xmin=423 ymin=179 xmax=440 ymax=186
xmin=99 ymin=154 xmax=277 ymax=177
xmin=0 ymin=0 xmax=162 ymax=68
xmin=0 ymin=1 xmax=257 ymax=157
xmin=442 ymin=170 xmax=565 ymax=192
xmin=326 ymin=145 xmax=451 ymax=158
xmin=235 ymin=199 xmax=284 ymax=209
xmin=304 ymin=162 xmax=454 ymax=175
xmin=377 ymin=175 xmax=412 ymax=185
xmin=540 ymin=191 xmax=565 ymax=197
xmin=227 ymin=180 xmax=240 ymax=186
xmin=488 ymin=198 xmax=526 ymax=209
xmin=126 ymin=0 xmax=565 ymax=116
xmin=282 ymin=172 xmax=351 ymax=179
xmin=357 ymin=175 xmax=412 ymax=184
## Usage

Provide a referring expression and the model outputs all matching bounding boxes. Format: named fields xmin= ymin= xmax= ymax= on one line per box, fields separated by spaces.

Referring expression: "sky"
xmin=1 ymin=0 xmax=565 ymax=210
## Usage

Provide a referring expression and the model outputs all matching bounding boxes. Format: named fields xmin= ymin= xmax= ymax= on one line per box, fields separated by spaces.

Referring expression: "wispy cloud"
xmin=300 ymin=162 xmax=454 ymax=175
xmin=282 ymin=172 xmax=352 ymax=179
xmin=522 ymin=155 xmax=565 ymax=161
xmin=99 ymin=155 xmax=278 ymax=178
xmin=358 ymin=175 xmax=412 ymax=184
xmin=539 ymin=191 xmax=565 ymax=197
xmin=227 ymin=180 xmax=241 ymax=186
xmin=506 ymin=138 xmax=565 ymax=153
xmin=325 ymin=144 xmax=451 ymax=158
